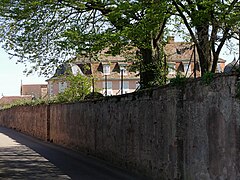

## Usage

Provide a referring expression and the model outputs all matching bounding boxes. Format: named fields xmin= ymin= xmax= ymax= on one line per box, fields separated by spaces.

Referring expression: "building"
xmin=21 ymin=84 xmax=48 ymax=99
xmin=164 ymin=36 xmax=226 ymax=78
xmin=79 ymin=61 xmax=139 ymax=96
xmin=47 ymin=63 xmax=82 ymax=97
xmin=47 ymin=60 xmax=140 ymax=97
xmin=47 ymin=37 xmax=226 ymax=97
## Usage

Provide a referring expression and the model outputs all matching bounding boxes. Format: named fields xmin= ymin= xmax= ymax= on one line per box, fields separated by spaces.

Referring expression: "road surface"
xmin=0 ymin=126 xmax=148 ymax=180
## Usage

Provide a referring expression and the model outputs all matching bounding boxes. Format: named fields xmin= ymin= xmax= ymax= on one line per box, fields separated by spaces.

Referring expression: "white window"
xmin=120 ymin=65 xmax=127 ymax=75
xmin=103 ymin=81 xmax=112 ymax=96
xmin=120 ymin=81 xmax=129 ymax=94
xmin=107 ymin=81 xmax=112 ymax=89
xmin=48 ymin=82 xmax=54 ymax=96
xmin=58 ymin=82 xmax=68 ymax=93
xmin=123 ymin=81 xmax=129 ymax=93
xmin=103 ymin=64 xmax=110 ymax=75
xmin=41 ymin=87 xmax=48 ymax=98
xmin=168 ymin=63 xmax=176 ymax=75
xmin=217 ymin=63 xmax=222 ymax=73
xmin=184 ymin=63 xmax=191 ymax=74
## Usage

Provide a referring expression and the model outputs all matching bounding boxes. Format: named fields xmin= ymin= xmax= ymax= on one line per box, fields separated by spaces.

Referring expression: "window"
xmin=103 ymin=64 xmax=110 ymax=75
xmin=168 ymin=63 xmax=176 ymax=74
xmin=184 ymin=63 xmax=191 ymax=74
xmin=119 ymin=65 xmax=127 ymax=75
xmin=120 ymin=81 xmax=129 ymax=94
xmin=103 ymin=81 xmax=112 ymax=96
xmin=123 ymin=81 xmax=129 ymax=93
xmin=41 ymin=87 xmax=48 ymax=98
xmin=107 ymin=81 xmax=112 ymax=89
xmin=217 ymin=63 xmax=222 ymax=73
xmin=58 ymin=82 xmax=67 ymax=93
xmin=48 ymin=82 xmax=54 ymax=96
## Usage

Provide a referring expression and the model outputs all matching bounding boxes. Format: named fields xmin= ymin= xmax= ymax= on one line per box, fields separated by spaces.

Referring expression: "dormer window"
xmin=176 ymin=48 xmax=182 ymax=54
xmin=103 ymin=64 xmax=110 ymax=75
xmin=120 ymin=65 xmax=127 ymax=75
xmin=118 ymin=63 xmax=128 ymax=75
xmin=177 ymin=62 xmax=184 ymax=72
xmin=168 ymin=63 xmax=176 ymax=75
xmin=184 ymin=63 xmax=190 ymax=73
xmin=216 ymin=63 xmax=222 ymax=73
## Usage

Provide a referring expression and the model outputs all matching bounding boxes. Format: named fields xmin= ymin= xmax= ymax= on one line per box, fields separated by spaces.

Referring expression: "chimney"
xmin=167 ymin=36 xmax=175 ymax=43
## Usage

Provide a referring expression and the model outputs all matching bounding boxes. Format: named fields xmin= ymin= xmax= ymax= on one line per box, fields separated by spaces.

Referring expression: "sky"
xmin=0 ymin=41 xmax=238 ymax=96
xmin=0 ymin=48 xmax=47 ymax=96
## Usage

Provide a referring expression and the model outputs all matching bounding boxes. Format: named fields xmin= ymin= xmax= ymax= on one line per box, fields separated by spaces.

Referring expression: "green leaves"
xmin=172 ymin=0 xmax=240 ymax=75
xmin=0 ymin=0 xmax=169 ymax=77
xmin=54 ymin=73 xmax=92 ymax=103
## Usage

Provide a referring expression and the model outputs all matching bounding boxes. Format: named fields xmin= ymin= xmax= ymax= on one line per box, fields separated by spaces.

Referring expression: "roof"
xmin=0 ymin=95 xmax=32 ymax=105
xmin=48 ymin=49 xmax=139 ymax=81
xmin=21 ymin=84 xmax=47 ymax=88
xmin=164 ymin=41 xmax=195 ymax=62
xmin=164 ymin=38 xmax=226 ymax=63
xmin=76 ymin=61 xmax=139 ymax=80
xmin=49 ymin=37 xmax=226 ymax=81
xmin=47 ymin=63 xmax=85 ymax=81
xmin=74 ymin=47 xmax=137 ymax=63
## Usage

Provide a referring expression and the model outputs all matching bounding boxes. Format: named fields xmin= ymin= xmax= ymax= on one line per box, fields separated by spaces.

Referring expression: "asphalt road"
xmin=0 ymin=126 xmax=148 ymax=180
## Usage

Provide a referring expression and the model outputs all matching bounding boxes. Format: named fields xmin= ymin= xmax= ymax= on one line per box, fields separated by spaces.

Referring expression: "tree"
xmin=0 ymin=0 xmax=169 ymax=88
xmin=54 ymin=72 xmax=92 ymax=102
xmin=172 ymin=0 xmax=240 ymax=75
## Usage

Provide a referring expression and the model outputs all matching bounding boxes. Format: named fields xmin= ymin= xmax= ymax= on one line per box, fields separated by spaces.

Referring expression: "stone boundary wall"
xmin=0 ymin=105 xmax=48 ymax=140
xmin=0 ymin=74 xmax=239 ymax=179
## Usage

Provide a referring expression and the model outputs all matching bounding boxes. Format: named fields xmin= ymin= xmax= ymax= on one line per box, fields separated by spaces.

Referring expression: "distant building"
xmin=164 ymin=36 xmax=226 ymax=78
xmin=47 ymin=60 xmax=140 ymax=97
xmin=47 ymin=37 xmax=227 ymax=97
xmin=21 ymin=84 xmax=48 ymax=99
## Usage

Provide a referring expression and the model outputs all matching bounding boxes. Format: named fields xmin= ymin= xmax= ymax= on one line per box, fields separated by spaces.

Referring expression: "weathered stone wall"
xmin=0 ymin=105 xmax=48 ymax=141
xmin=49 ymin=86 xmax=179 ymax=179
xmin=0 ymin=74 xmax=239 ymax=179
xmin=181 ymin=75 xmax=240 ymax=180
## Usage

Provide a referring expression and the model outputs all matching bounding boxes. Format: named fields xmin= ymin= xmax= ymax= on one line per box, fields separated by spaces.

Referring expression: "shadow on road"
xmin=0 ymin=127 xmax=149 ymax=180
xmin=0 ymin=129 xmax=70 ymax=179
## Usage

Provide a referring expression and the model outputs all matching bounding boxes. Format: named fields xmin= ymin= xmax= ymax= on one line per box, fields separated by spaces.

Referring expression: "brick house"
xmin=21 ymin=84 xmax=48 ymax=99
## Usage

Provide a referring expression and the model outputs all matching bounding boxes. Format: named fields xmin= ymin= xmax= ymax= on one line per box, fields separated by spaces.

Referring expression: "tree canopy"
xmin=0 ymin=0 xmax=239 ymax=87
xmin=0 ymin=0 xmax=170 ymax=87
xmin=172 ymin=0 xmax=240 ymax=75
xmin=53 ymin=72 xmax=92 ymax=102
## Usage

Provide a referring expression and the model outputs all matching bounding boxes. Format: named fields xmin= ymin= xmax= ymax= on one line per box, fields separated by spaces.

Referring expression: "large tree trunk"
xmin=140 ymin=48 xmax=156 ymax=88
xmin=211 ymin=52 xmax=219 ymax=73
xmin=196 ymin=25 xmax=211 ymax=76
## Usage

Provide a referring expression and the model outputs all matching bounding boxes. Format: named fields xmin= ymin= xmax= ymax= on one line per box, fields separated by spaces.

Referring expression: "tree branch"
xmin=216 ymin=27 xmax=230 ymax=55
xmin=175 ymin=1 xmax=192 ymax=17
xmin=153 ymin=18 xmax=167 ymax=48
xmin=172 ymin=0 xmax=198 ymax=47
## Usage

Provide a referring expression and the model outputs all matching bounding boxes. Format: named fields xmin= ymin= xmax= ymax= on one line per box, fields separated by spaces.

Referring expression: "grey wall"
xmin=0 ymin=74 xmax=239 ymax=179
